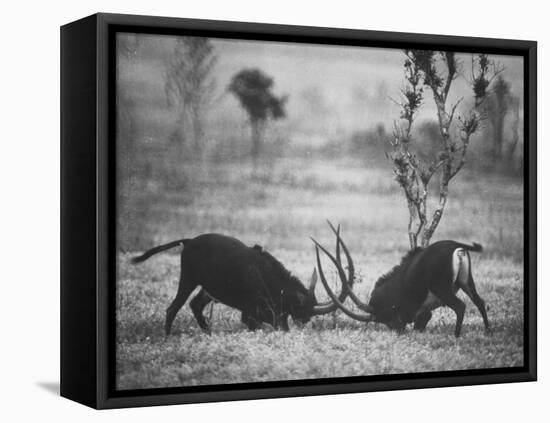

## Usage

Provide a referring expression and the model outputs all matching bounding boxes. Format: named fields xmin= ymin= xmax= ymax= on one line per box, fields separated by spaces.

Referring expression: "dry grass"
xmin=116 ymin=156 xmax=524 ymax=390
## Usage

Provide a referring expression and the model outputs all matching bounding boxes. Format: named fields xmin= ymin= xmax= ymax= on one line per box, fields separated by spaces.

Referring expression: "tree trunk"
xmin=421 ymin=96 xmax=453 ymax=247
xmin=250 ymin=119 xmax=264 ymax=164
xmin=407 ymin=199 xmax=417 ymax=249
xmin=507 ymin=98 xmax=521 ymax=169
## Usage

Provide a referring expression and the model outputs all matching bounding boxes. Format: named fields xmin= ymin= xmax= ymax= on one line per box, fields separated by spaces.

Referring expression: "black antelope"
xmin=313 ymin=229 xmax=490 ymax=337
xmin=132 ymin=224 xmax=354 ymax=335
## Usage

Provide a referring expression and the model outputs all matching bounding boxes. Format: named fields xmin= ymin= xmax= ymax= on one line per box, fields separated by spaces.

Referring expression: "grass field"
xmin=116 ymin=156 xmax=524 ymax=390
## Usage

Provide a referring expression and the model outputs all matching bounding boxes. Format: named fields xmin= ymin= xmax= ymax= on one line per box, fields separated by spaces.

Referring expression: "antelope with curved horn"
xmin=131 ymin=225 xmax=353 ymax=335
xmin=312 ymin=233 xmax=490 ymax=337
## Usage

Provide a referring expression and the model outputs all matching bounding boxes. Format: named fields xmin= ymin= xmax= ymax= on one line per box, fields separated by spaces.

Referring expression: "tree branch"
xmin=442 ymin=52 xmax=457 ymax=100
xmin=448 ymin=97 xmax=464 ymax=123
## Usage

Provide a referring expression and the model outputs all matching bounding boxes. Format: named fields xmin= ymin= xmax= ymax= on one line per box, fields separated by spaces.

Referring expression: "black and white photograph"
xmin=115 ymin=31 xmax=526 ymax=390
xmin=3 ymin=0 xmax=548 ymax=418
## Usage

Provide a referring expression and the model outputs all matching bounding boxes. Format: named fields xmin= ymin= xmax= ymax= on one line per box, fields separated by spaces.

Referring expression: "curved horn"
xmin=313 ymin=223 xmax=341 ymax=308
xmin=327 ymin=220 xmax=353 ymax=292
xmin=333 ymin=222 xmax=341 ymax=266
xmin=310 ymin=222 xmax=363 ymax=315
xmin=308 ymin=268 xmax=318 ymax=296
xmin=314 ymin=245 xmax=373 ymax=322
xmin=312 ymin=237 xmax=370 ymax=312
xmin=326 ymin=222 xmax=373 ymax=313
xmin=310 ymin=223 xmax=358 ymax=314
xmin=316 ymin=222 xmax=371 ymax=314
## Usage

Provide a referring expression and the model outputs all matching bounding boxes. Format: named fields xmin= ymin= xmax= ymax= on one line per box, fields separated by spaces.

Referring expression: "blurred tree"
xmin=116 ymin=34 xmax=145 ymax=182
xmin=117 ymin=34 xmax=142 ymax=145
xmin=388 ymin=52 xmax=501 ymax=248
xmin=507 ymin=95 xmax=522 ymax=169
xmin=227 ymin=68 xmax=287 ymax=163
xmin=165 ymin=37 xmax=217 ymax=157
xmin=485 ymin=75 xmax=512 ymax=159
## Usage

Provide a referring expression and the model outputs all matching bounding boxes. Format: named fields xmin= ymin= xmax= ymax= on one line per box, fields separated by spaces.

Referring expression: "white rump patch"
xmin=419 ymin=248 xmax=470 ymax=314
xmin=452 ymin=248 xmax=470 ymax=290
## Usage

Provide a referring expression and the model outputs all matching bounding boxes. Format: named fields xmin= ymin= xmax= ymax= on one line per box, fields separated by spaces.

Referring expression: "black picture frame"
xmin=60 ymin=12 xmax=537 ymax=409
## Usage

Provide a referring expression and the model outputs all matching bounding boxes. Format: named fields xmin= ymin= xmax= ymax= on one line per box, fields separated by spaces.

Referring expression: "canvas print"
xmin=115 ymin=32 xmax=525 ymax=390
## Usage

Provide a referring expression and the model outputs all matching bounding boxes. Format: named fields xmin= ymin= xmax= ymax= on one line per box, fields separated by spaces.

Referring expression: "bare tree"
xmin=388 ymin=51 xmax=500 ymax=248
xmin=227 ymin=68 xmax=287 ymax=164
xmin=165 ymin=37 xmax=217 ymax=157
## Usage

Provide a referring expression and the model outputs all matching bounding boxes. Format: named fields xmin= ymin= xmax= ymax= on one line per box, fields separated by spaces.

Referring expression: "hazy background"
xmin=116 ymin=33 xmax=524 ymax=251
xmin=117 ymin=34 xmax=523 ymax=164
xmin=115 ymin=33 xmax=525 ymax=389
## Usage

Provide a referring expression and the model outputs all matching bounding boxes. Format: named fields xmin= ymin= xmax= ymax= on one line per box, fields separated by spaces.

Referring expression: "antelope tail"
xmin=131 ymin=239 xmax=189 ymax=264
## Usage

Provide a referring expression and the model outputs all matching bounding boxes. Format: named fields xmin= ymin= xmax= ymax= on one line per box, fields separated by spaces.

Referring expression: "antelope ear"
xmin=308 ymin=268 xmax=318 ymax=296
